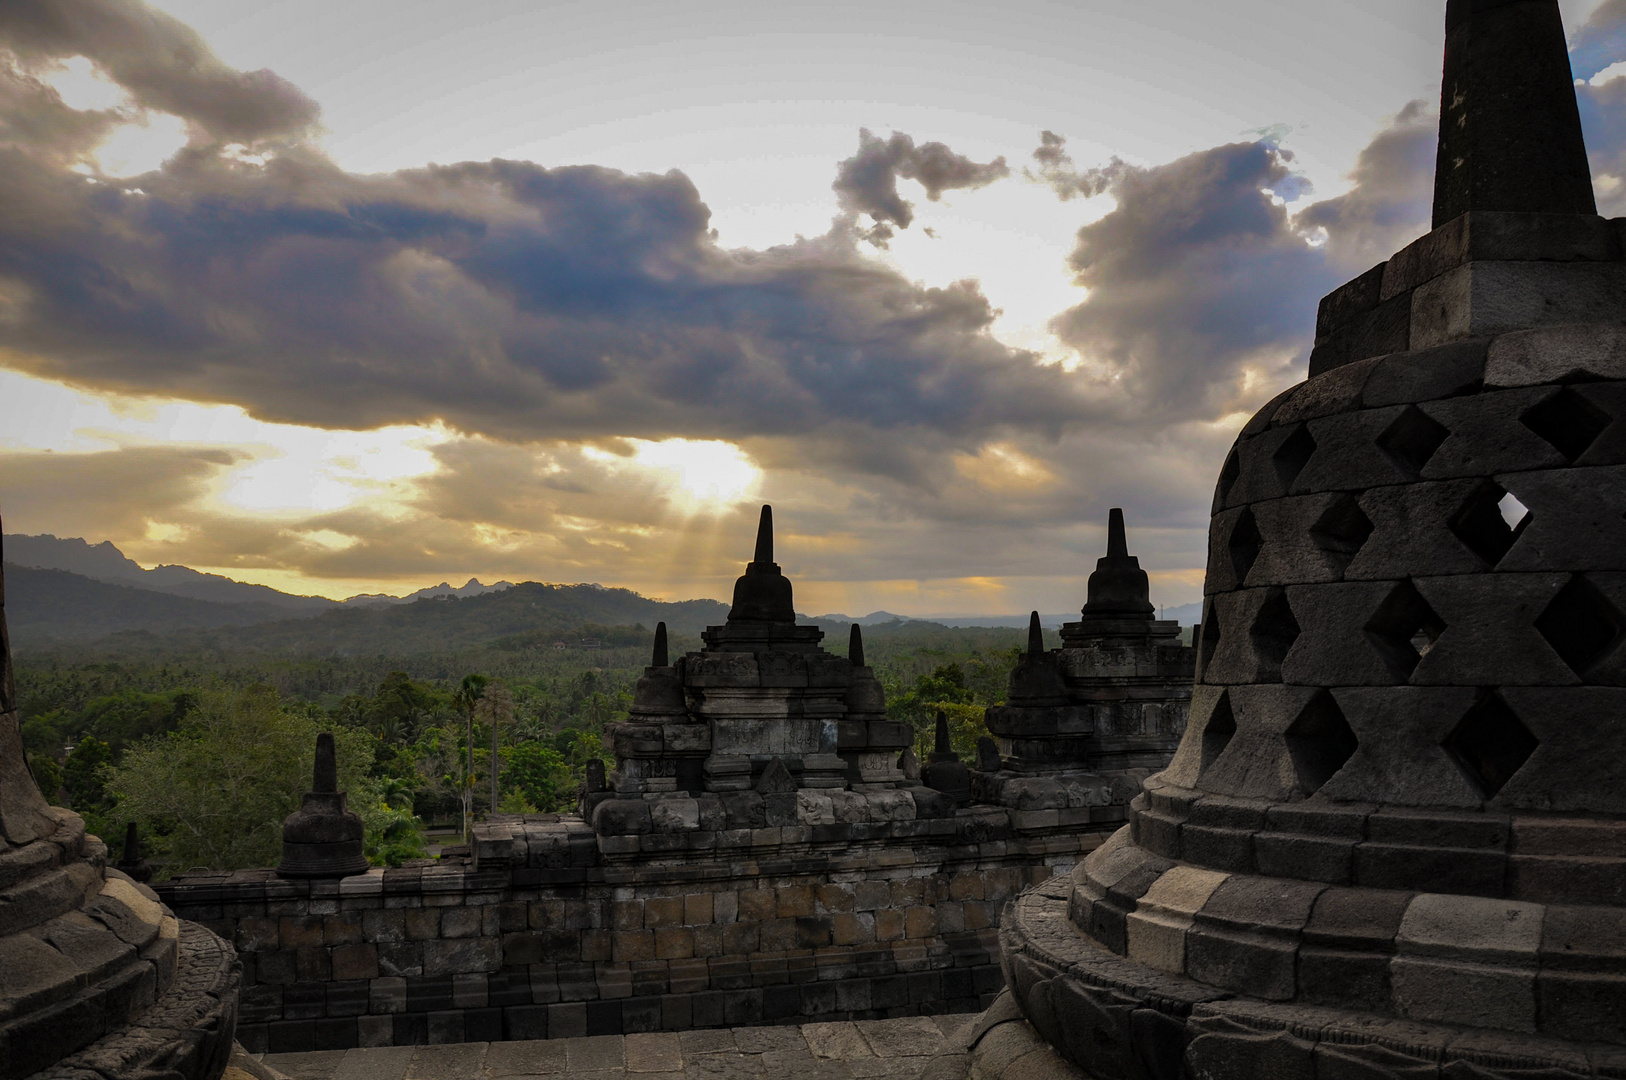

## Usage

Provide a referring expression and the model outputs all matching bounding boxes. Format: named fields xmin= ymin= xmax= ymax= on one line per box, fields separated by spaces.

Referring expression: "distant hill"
xmin=2 ymin=564 xmax=299 ymax=644
xmin=7 ymin=571 xmax=731 ymax=657
xmin=3 ymin=533 xmax=336 ymax=613
xmin=343 ymin=578 xmax=516 ymax=606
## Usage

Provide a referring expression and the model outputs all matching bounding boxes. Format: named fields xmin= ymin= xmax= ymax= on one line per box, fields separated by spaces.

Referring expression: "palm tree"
xmin=452 ymin=674 xmax=488 ymax=842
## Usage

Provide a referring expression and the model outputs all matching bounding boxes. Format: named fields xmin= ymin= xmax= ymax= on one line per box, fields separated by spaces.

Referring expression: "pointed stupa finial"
xmin=1432 ymin=0 xmax=1594 ymax=227
xmin=1080 ymin=508 xmax=1154 ymax=620
xmin=1028 ymin=611 xmax=1044 ymax=655
xmin=1107 ymin=507 xmax=1128 ymax=558
xmin=754 ymin=505 xmax=773 ymax=564
xmin=727 ymin=504 xmax=795 ymax=622
xmin=849 ymin=623 xmax=865 ymax=667
xmin=652 ymin=622 xmax=668 ymax=667
xmin=934 ymin=710 xmax=952 ymax=756
xmin=314 ymin=732 xmax=337 ymax=794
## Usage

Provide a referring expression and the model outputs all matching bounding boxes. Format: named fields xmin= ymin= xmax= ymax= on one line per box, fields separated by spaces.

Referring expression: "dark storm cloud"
xmin=1045 ymin=101 xmax=1439 ymax=422
xmin=832 ymin=128 xmax=1009 ymax=246
xmin=1294 ymin=99 xmax=1435 ymax=271
xmin=0 ymin=445 xmax=241 ymax=536
xmin=1025 ymin=131 xmax=1127 ymax=201
xmin=0 ymin=0 xmax=318 ymax=145
xmin=1050 ymin=140 xmax=1337 ymax=417
xmin=0 ymin=6 xmax=1087 ymax=475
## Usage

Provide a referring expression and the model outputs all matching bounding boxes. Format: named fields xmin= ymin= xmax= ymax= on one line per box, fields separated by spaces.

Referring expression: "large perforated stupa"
xmin=976 ymin=2 xmax=1626 ymax=1077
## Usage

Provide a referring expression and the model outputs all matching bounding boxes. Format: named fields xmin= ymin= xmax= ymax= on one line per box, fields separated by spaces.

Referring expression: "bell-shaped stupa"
xmin=977 ymin=3 xmax=1626 ymax=1077
xmin=0 ymin=532 xmax=239 ymax=1080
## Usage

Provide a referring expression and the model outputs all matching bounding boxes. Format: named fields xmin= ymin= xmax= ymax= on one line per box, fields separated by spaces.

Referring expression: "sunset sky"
xmin=3 ymin=0 xmax=1626 ymax=614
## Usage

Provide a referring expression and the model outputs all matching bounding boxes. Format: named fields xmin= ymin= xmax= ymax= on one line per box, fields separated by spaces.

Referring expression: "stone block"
xmin=1410 ymin=574 xmax=1578 ymax=686
xmin=1420 ymin=386 xmax=1568 ymax=478
xmin=649 ymin=798 xmax=699 ymax=833
xmin=1251 ymin=832 xmax=1353 ymax=884
xmin=1354 ymin=843 xmax=1507 ymax=897
xmin=404 ymin=909 xmax=439 ymax=941
xmin=1341 ymin=480 xmax=1498 ymax=580
xmin=1537 ymin=970 xmax=1626 ymax=1044
xmin=795 ymin=790 xmax=835 ymax=825
xmin=1497 ymin=467 xmax=1626 ymax=573
xmin=356 ymin=1014 xmax=393 ymax=1048
xmin=654 ymin=927 xmax=693 ymax=959
xmin=1195 ymin=684 xmax=1325 ymax=802
xmin=865 ymin=790 xmax=917 ymax=821
xmin=368 ymin=975 xmax=407 ymax=1013
xmin=1277 ymin=355 xmax=1384 ymax=426
xmin=1486 ymin=321 xmax=1626 ymax=387
xmin=777 ymin=885 xmax=815 ymax=917
xmin=1308 ymin=297 xmax=1409 ymax=377
xmin=330 ymin=943 xmax=378 ymax=981
xmin=1392 ymin=955 xmax=1536 ymax=1032
xmin=1362 ymin=338 xmax=1487 ymax=406
xmin=1297 ymin=946 xmax=1392 ymax=1011
xmin=1498 ymin=687 xmax=1626 ymax=816
xmin=1411 ymin=260 xmax=1626 ymax=350
xmin=439 ymin=906 xmax=481 ymax=939
xmin=422 ymin=936 xmax=500 ymax=976
xmin=1124 ymin=866 xmax=1228 ymax=975
xmin=548 ymin=1001 xmax=587 ymax=1039
xmin=593 ymin=799 xmax=653 ymax=835
xmin=1316 ymin=262 xmax=1385 ymax=339
xmin=1382 ymin=213 xmax=1621 ymax=302
xmin=1396 ymin=892 xmax=1543 ymax=963
xmin=1319 ymin=687 xmax=1487 ymax=808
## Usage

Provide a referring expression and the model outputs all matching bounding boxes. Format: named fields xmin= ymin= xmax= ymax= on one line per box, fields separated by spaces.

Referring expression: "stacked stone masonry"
xmin=159 ymin=819 xmax=1095 ymax=1054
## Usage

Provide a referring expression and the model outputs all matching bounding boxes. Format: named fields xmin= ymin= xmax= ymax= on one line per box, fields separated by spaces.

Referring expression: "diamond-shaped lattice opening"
xmin=1199 ymin=690 xmax=1236 ymax=772
xmin=1376 ymin=405 xmax=1449 ymax=479
xmin=1273 ymin=424 xmax=1317 ymax=490
xmin=1521 ymin=387 xmax=1611 ymax=464
xmin=1249 ymin=588 xmax=1300 ymax=683
xmin=1310 ymin=494 xmax=1375 ymax=571
xmin=1284 ymin=690 xmax=1358 ymax=795
xmin=1443 ymin=692 xmax=1538 ymax=798
xmin=1217 ymin=446 xmax=1241 ymax=505
xmin=1364 ymin=579 xmax=1446 ymax=681
xmin=1198 ymin=600 xmax=1221 ymax=676
xmin=1535 ymin=574 xmax=1623 ymax=676
xmin=1228 ymin=508 xmax=1263 ymax=584
xmin=1449 ymin=479 xmax=1531 ymax=567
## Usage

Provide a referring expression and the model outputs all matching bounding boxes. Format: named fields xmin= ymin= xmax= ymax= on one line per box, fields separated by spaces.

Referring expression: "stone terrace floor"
xmin=258 ymin=1016 xmax=975 ymax=1080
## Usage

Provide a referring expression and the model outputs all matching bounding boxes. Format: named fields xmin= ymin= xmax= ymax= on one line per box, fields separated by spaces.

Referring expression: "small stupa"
xmin=598 ymin=506 xmax=912 ymax=824
xmin=276 ymin=733 xmax=368 ymax=879
xmin=980 ymin=510 xmax=1193 ymax=809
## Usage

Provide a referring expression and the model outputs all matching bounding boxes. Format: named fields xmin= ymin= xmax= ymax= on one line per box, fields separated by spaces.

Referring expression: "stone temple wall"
xmin=156 ymin=809 xmax=1101 ymax=1054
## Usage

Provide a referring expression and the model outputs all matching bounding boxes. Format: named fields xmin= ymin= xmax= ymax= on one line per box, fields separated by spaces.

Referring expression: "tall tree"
xmin=452 ymin=674 xmax=487 ymax=841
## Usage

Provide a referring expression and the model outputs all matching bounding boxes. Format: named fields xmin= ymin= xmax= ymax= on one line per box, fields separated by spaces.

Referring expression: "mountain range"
xmin=0 ymin=533 xmax=1202 ymax=653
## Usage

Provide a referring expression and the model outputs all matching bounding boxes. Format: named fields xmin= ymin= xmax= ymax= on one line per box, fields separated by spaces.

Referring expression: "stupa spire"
xmin=753 ymin=505 xmax=773 ymax=564
xmin=726 ymin=504 xmax=795 ymax=622
xmin=313 ymin=731 xmax=337 ymax=794
xmin=1106 ymin=507 xmax=1127 ymax=558
xmin=1432 ymin=0 xmax=1595 ymax=226
xmin=652 ymin=621 xmax=668 ymax=667
xmin=1027 ymin=611 xmax=1044 ymax=655
xmin=849 ymin=623 xmax=865 ymax=667
xmin=1080 ymin=508 xmax=1154 ymax=619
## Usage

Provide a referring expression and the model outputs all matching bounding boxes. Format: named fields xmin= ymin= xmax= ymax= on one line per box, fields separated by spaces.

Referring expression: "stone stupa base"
xmin=33 ymin=919 xmax=240 ymax=1080
xmin=979 ymin=870 xmax=1626 ymax=1080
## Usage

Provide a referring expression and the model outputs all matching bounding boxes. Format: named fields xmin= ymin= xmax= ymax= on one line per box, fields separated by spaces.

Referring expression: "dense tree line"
xmin=14 ymin=619 xmax=1031 ymax=877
